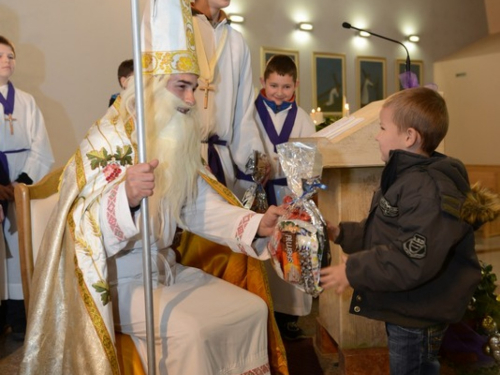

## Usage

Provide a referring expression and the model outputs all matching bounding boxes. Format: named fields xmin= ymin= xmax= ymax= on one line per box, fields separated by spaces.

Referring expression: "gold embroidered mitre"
xmin=141 ymin=0 xmax=200 ymax=76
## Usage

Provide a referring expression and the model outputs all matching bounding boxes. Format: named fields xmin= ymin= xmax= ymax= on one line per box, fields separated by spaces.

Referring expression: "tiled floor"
xmin=0 ymin=298 xmax=337 ymax=375
xmin=299 ymin=298 xmax=340 ymax=375
xmin=2 ymin=234 xmax=499 ymax=375
xmin=0 ymin=327 xmax=23 ymax=375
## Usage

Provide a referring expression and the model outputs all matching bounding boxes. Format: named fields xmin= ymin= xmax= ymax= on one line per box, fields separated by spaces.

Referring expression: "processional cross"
xmin=199 ymin=79 xmax=214 ymax=109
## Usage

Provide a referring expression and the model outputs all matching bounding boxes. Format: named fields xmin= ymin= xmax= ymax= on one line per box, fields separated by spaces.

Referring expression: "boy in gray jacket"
xmin=320 ymin=87 xmax=500 ymax=374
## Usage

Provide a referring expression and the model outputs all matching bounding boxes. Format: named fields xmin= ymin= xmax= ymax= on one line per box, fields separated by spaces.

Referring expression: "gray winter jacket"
xmin=338 ymin=150 xmax=499 ymax=328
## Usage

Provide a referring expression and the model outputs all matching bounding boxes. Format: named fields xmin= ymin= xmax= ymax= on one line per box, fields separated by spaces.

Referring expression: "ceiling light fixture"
xmin=408 ymin=35 xmax=420 ymax=43
xmin=358 ymin=30 xmax=371 ymax=38
xmin=228 ymin=14 xmax=245 ymax=24
xmin=298 ymin=22 xmax=314 ymax=31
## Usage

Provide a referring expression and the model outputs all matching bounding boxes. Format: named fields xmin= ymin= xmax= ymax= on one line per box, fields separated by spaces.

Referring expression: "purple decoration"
xmin=399 ymin=71 xmax=420 ymax=89
xmin=399 ymin=71 xmax=440 ymax=92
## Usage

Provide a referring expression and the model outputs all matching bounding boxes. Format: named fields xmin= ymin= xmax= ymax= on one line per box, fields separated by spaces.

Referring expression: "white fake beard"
xmin=122 ymin=76 xmax=203 ymax=231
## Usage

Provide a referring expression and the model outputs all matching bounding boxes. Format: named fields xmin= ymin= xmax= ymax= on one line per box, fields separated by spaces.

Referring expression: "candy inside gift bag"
xmin=241 ymin=150 xmax=269 ymax=213
xmin=268 ymin=142 xmax=331 ymax=297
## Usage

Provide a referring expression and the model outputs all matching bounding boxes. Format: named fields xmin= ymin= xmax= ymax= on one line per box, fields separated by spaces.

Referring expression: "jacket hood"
xmin=426 ymin=154 xmax=500 ymax=230
xmin=385 ymin=150 xmax=500 ymax=230
xmin=461 ymin=183 xmax=500 ymax=230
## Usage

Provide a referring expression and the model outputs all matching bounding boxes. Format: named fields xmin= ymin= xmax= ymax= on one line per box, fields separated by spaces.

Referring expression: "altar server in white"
xmin=255 ymin=55 xmax=315 ymax=340
xmin=192 ymin=0 xmax=267 ymax=198
xmin=0 ymin=35 xmax=54 ymax=339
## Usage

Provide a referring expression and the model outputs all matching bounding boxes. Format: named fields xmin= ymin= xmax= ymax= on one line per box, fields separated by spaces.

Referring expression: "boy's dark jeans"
xmin=386 ymin=322 xmax=448 ymax=375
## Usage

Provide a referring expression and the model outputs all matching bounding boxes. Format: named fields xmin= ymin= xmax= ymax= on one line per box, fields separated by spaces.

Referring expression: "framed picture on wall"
xmin=395 ymin=59 xmax=424 ymax=91
xmin=260 ymin=47 xmax=300 ymax=101
xmin=312 ymin=52 xmax=346 ymax=116
xmin=356 ymin=56 xmax=386 ymax=109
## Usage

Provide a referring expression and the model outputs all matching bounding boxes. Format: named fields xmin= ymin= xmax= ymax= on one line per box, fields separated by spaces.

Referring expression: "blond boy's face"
xmin=376 ymin=106 xmax=410 ymax=163
xmin=260 ymin=72 xmax=297 ymax=106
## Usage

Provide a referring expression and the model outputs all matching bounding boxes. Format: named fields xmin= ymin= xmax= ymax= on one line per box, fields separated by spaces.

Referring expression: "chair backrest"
xmin=14 ymin=167 xmax=64 ymax=314
xmin=13 ymin=167 xmax=146 ymax=375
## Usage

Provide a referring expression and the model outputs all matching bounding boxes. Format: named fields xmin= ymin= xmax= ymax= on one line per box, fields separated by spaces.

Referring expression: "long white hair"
xmin=120 ymin=75 xmax=203 ymax=232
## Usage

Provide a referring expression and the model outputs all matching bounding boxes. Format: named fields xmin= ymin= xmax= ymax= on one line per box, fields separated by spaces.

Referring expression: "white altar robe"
xmin=193 ymin=15 xmax=265 ymax=198
xmin=101 ymin=176 xmax=271 ymax=375
xmin=0 ymin=84 xmax=54 ymax=301
xmin=255 ymin=102 xmax=316 ymax=189
xmin=255 ymin=101 xmax=316 ymax=316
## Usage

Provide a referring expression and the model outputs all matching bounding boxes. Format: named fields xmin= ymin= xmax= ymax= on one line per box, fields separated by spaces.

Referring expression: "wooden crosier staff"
xmin=129 ymin=0 xmax=156 ymax=373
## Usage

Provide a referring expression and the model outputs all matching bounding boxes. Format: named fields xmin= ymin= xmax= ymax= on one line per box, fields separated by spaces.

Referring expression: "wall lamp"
xmin=408 ymin=35 xmax=420 ymax=43
xmin=298 ymin=22 xmax=314 ymax=31
xmin=228 ymin=14 xmax=245 ymax=23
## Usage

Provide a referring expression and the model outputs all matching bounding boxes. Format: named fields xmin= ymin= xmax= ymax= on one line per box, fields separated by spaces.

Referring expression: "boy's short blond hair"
xmin=383 ymin=87 xmax=448 ymax=155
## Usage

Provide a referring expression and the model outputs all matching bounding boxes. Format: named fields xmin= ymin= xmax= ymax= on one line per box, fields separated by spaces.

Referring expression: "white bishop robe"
xmin=101 ymin=174 xmax=272 ymax=375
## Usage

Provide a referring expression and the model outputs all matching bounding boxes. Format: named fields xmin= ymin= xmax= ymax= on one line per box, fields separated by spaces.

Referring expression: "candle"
xmin=343 ymin=103 xmax=350 ymax=117
xmin=310 ymin=107 xmax=324 ymax=124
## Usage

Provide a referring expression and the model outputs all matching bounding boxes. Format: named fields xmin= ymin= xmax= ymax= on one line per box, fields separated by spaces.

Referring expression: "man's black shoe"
xmin=280 ymin=321 xmax=307 ymax=341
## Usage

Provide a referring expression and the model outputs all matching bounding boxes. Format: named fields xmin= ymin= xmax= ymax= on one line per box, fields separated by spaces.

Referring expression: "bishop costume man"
xmin=19 ymin=0 xmax=288 ymax=374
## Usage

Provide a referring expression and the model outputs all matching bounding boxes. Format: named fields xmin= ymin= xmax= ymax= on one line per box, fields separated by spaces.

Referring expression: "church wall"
xmin=0 ymin=0 xmax=490 ymax=168
xmin=435 ymin=52 xmax=500 ymax=165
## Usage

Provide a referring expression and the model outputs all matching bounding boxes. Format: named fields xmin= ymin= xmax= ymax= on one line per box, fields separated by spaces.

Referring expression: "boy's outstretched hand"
xmin=320 ymin=254 xmax=350 ymax=294
xmin=326 ymin=221 xmax=340 ymax=242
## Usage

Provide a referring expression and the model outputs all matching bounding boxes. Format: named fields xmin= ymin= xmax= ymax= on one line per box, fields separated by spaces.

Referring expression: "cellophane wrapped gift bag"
xmin=268 ymin=142 xmax=331 ymax=297
xmin=241 ymin=150 xmax=270 ymax=213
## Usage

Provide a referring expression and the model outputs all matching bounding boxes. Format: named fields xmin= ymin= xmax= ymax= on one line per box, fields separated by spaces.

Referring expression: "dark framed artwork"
xmin=396 ymin=59 xmax=424 ymax=90
xmin=312 ymin=52 xmax=346 ymax=116
xmin=356 ymin=56 xmax=386 ymax=108
xmin=260 ymin=47 xmax=300 ymax=102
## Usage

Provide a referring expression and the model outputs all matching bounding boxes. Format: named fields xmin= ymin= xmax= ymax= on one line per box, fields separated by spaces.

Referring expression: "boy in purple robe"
xmin=254 ymin=54 xmax=316 ymax=340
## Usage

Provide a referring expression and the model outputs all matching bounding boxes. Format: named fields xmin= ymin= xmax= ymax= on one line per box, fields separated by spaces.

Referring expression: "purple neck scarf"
xmin=205 ymin=135 xmax=227 ymax=186
xmin=255 ymin=93 xmax=297 ymax=153
xmin=0 ymin=81 xmax=15 ymax=116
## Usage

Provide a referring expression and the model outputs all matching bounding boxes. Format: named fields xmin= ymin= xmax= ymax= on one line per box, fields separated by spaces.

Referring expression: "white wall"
xmin=0 ymin=0 xmax=489 ymax=167
xmin=435 ymin=50 xmax=500 ymax=165
xmin=486 ymin=0 xmax=500 ymax=34
xmin=0 ymin=0 xmax=140 ymax=166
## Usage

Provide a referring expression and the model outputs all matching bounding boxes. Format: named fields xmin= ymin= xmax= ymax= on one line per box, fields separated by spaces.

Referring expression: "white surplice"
xmin=255 ymin=100 xmax=316 ymax=316
xmin=193 ymin=14 xmax=265 ymax=199
xmin=101 ymin=176 xmax=271 ymax=375
xmin=0 ymin=84 xmax=54 ymax=301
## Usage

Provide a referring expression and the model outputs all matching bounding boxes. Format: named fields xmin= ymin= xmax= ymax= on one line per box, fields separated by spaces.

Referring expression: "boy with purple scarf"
xmin=254 ymin=54 xmax=315 ymax=340
xmin=0 ymin=35 xmax=54 ymax=341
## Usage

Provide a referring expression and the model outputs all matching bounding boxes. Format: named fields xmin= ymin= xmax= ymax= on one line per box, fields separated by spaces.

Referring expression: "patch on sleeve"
xmin=106 ymin=185 xmax=126 ymax=241
xmin=441 ymin=194 xmax=461 ymax=218
xmin=235 ymin=213 xmax=255 ymax=255
xmin=403 ymin=233 xmax=427 ymax=259
xmin=379 ymin=196 xmax=399 ymax=217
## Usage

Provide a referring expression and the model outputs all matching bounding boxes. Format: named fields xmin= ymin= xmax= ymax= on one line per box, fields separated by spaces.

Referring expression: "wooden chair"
xmin=14 ymin=167 xmax=146 ymax=375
